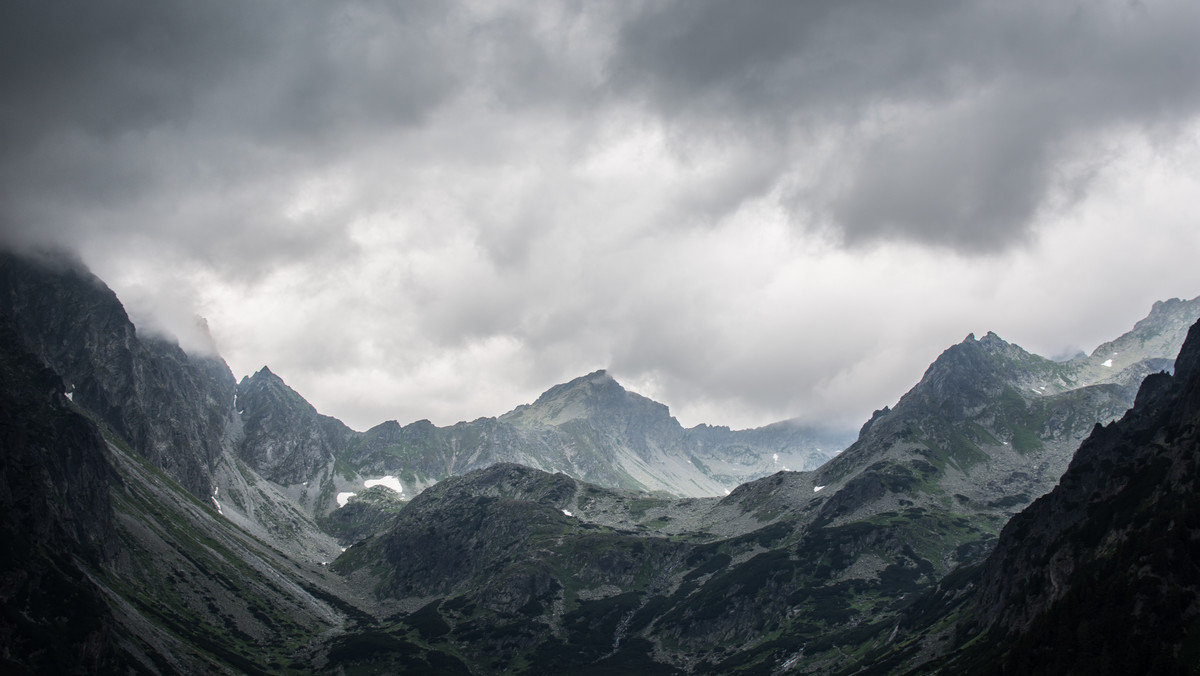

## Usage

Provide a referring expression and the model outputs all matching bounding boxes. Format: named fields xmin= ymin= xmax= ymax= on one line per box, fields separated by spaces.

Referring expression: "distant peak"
xmin=1151 ymin=297 xmax=1188 ymax=313
xmin=963 ymin=331 xmax=1004 ymax=345
xmin=537 ymin=369 xmax=620 ymax=400
xmin=1139 ymin=295 xmax=1200 ymax=325
xmin=578 ymin=369 xmax=614 ymax=385
xmin=242 ymin=365 xmax=286 ymax=389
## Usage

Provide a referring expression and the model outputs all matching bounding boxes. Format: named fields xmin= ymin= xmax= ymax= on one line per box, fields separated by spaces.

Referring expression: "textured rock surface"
xmin=0 ymin=251 xmax=237 ymax=499
xmin=959 ymin=318 xmax=1200 ymax=673
xmin=0 ymin=319 xmax=122 ymax=674
xmin=811 ymin=322 xmax=1185 ymax=528
xmin=237 ymin=366 xmax=353 ymax=485
xmin=323 ymin=369 xmax=851 ymax=505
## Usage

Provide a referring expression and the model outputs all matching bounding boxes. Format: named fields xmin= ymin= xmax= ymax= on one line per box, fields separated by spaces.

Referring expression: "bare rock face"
xmin=236 ymin=365 xmax=353 ymax=485
xmin=0 ymin=319 xmax=122 ymax=673
xmin=963 ymin=318 xmax=1200 ymax=673
xmin=810 ymin=303 xmax=1199 ymax=532
xmin=0 ymin=251 xmax=237 ymax=499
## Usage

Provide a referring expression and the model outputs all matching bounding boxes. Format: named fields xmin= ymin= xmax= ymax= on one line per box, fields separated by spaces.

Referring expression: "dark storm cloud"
xmin=0 ymin=0 xmax=457 ymax=144
xmin=0 ymin=0 xmax=469 ymax=271
xmin=609 ymin=0 xmax=1200 ymax=251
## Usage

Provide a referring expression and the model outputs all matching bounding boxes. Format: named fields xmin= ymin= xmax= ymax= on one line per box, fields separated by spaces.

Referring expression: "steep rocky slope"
xmin=0 ymin=320 xmax=124 ymax=674
xmin=0 ymin=252 xmax=236 ymax=500
xmin=0 ymin=251 xmax=340 ymax=563
xmin=810 ymin=326 xmax=1183 ymax=527
xmin=958 ymin=318 xmax=1200 ymax=674
xmin=834 ymin=317 xmax=1200 ymax=675
xmin=236 ymin=366 xmax=354 ymax=486
xmin=0 ymin=313 xmax=359 ymax=673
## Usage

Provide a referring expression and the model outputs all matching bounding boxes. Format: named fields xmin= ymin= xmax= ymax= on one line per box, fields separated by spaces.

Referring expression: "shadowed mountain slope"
xmin=957 ymin=317 xmax=1200 ymax=674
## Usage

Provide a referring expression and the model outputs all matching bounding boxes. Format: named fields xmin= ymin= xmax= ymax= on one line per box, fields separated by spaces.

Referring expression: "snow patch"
xmin=211 ymin=486 xmax=223 ymax=515
xmin=1101 ymin=358 xmax=1113 ymax=368
xmin=1031 ymin=387 xmax=1041 ymax=394
xmin=336 ymin=492 xmax=357 ymax=507
xmin=363 ymin=475 xmax=404 ymax=494
xmin=65 ymin=391 xmax=73 ymax=402
xmin=561 ymin=509 xmax=573 ymax=517
xmin=772 ymin=453 xmax=779 ymax=464
xmin=813 ymin=485 xmax=826 ymax=493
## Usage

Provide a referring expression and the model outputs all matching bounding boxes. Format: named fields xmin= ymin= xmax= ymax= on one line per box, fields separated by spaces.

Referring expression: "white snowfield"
xmin=813 ymin=485 xmax=826 ymax=493
xmin=562 ymin=509 xmax=573 ymax=517
xmin=364 ymin=476 xmax=404 ymax=494
xmin=1101 ymin=358 xmax=1113 ymax=367
xmin=336 ymin=476 xmax=407 ymax=509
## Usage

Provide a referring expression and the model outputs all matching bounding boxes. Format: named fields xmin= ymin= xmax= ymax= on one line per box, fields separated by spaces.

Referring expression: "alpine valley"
xmin=3 ymin=248 xmax=1199 ymax=675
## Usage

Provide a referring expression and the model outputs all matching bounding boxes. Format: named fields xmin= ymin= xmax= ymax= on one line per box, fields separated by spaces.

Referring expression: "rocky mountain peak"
xmin=236 ymin=365 xmax=352 ymax=485
xmin=501 ymin=368 xmax=672 ymax=429
xmin=1083 ymin=294 xmax=1200 ymax=368
xmin=903 ymin=332 xmax=1019 ymax=414
xmin=238 ymin=366 xmax=307 ymax=413
xmin=957 ymin=315 xmax=1200 ymax=672
xmin=1173 ymin=318 xmax=1200 ymax=382
xmin=531 ymin=369 xmax=620 ymax=406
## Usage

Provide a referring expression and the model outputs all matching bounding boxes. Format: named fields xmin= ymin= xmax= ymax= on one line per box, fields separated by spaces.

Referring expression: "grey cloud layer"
xmin=610 ymin=0 xmax=1200 ymax=250
xmin=2 ymin=1 xmax=1199 ymax=430
xmin=5 ymin=1 xmax=1197 ymax=254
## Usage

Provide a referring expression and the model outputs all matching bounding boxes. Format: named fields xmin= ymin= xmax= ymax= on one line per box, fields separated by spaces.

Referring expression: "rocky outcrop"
xmin=811 ymin=325 xmax=1175 ymax=526
xmin=962 ymin=318 xmax=1200 ymax=673
xmin=0 ymin=251 xmax=237 ymax=499
xmin=236 ymin=366 xmax=353 ymax=485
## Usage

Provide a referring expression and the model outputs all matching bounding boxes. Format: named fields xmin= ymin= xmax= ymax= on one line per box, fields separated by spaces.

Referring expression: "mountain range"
xmin=2 ymin=248 xmax=1199 ymax=674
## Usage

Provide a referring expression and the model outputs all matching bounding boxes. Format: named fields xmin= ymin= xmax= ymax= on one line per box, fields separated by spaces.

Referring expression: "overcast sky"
xmin=4 ymin=0 xmax=1200 ymax=432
